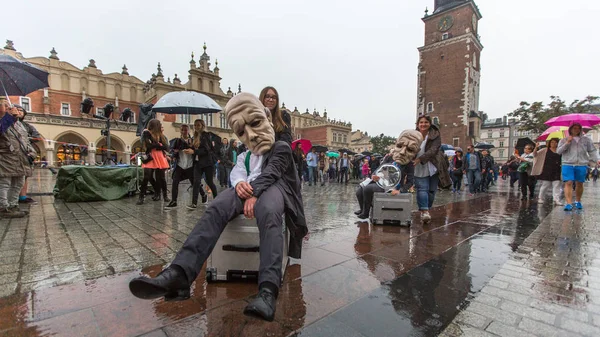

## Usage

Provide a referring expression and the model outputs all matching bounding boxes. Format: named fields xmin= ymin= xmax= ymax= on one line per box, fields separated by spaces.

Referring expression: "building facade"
xmin=284 ymin=106 xmax=353 ymax=149
xmin=350 ymin=130 xmax=372 ymax=154
xmin=417 ymin=0 xmax=483 ymax=148
xmin=2 ymin=41 xmax=356 ymax=164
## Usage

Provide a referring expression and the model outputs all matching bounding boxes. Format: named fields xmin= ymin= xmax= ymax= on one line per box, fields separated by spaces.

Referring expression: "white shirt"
xmin=414 ymin=135 xmax=438 ymax=178
xmin=230 ymin=151 xmax=264 ymax=188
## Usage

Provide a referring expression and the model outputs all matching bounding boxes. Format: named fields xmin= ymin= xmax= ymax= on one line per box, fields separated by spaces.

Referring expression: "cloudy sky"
xmin=4 ymin=0 xmax=599 ymax=136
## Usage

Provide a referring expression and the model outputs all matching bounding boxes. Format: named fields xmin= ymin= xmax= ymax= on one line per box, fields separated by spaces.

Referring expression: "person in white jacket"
xmin=556 ymin=123 xmax=599 ymax=211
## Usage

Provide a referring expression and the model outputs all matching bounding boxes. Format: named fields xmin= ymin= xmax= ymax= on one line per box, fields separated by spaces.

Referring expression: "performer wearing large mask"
xmin=129 ymin=93 xmax=308 ymax=322
xmin=355 ymin=130 xmax=422 ymax=219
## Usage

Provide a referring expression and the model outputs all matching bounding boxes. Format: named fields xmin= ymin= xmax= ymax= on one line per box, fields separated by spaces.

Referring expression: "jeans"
xmin=0 ymin=176 xmax=26 ymax=209
xmin=339 ymin=167 xmax=349 ymax=183
xmin=218 ymin=164 xmax=232 ymax=187
xmin=538 ymin=180 xmax=561 ymax=202
xmin=192 ymin=164 xmax=218 ymax=204
xmin=466 ymin=169 xmax=482 ymax=194
xmin=414 ymin=174 xmax=439 ymax=210
xmin=452 ymin=172 xmax=463 ymax=191
xmin=519 ymin=172 xmax=536 ymax=198
xmin=308 ymin=166 xmax=317 ymax=185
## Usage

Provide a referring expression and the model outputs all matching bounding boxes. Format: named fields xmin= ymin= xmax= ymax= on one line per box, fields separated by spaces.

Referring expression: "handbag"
xmin=517 ymin=162 xmax=530 ymax=173
xmin=140 ymin=152 xmax=153 ymax=164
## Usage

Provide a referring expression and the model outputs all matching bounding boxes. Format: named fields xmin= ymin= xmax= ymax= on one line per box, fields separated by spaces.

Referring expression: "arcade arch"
xmin=54 ymin=131 xmax=89 ymax=166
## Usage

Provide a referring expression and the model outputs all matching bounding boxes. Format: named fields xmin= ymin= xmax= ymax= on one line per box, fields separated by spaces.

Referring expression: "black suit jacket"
xmin=250 ymin=140 xmax=308 ymax=259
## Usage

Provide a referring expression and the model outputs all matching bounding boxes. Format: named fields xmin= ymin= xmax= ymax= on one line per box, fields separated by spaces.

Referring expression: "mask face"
xmin=226 ymin=93 xmax=275 ymax=155
xmin=391 ymin=130 xmax=423 ymax=165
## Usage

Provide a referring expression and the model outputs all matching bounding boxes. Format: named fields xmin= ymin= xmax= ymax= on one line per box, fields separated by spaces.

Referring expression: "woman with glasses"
xmin=259 ymin=87 xmax=292 ymax=145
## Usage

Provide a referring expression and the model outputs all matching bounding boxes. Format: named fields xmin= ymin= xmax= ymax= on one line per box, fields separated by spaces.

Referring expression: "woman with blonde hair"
xmin=186 ymin=119 xmax=218 ymax=209
xmin=259 ymin=86 xmax=292 ymax=144
xmin=137 ymin=119 xmax=170 ymax=205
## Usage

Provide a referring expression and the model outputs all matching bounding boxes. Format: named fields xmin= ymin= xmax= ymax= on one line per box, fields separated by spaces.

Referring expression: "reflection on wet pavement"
xmin=1 ymin=169 xmax=600 ymax=336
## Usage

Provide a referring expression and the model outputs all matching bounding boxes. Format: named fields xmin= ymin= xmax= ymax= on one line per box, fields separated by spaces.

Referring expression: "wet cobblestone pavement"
xmin=1 ymin=169 xmax=599 ymax=336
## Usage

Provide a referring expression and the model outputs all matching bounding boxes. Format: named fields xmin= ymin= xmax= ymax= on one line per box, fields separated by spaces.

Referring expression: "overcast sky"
xmin=3 ymin=0 xmax=599 ymax=136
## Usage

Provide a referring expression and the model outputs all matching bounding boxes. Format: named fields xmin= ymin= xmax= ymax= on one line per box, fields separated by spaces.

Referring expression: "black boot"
xmin=151 ymin=191 xmax=161 ymax=201
xmin=136 ymin=195 xmax=144 ymax=205
xmin=244 ymin=285 xmax=278 ymax=321
xmin=163 ymin=192 xmax=170 ymax=203
xmin=354 ymin=210 xmax=363 ymax=215
xmin=129 ymin=265 xmax=190 ymax=301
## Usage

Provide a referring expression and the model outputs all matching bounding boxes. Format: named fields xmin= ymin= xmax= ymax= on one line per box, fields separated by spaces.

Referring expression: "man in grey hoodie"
xmin=557 ymin=123 xmax=598 ymax=211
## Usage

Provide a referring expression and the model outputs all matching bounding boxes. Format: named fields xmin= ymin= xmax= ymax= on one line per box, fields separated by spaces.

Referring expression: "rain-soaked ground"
xmin=1 ymin=169 xmax=599 ymax=336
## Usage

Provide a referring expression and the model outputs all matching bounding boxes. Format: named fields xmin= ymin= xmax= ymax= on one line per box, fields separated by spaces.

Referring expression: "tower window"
xmin=453 ymin=137 xmax=459 ymax=147
xmin=442 ymin=33 xmax=449 ymax=41
xmin=427 ymin=102 xmax=434 ymax=113
xmin=433 ymin=117 xmax=439 ymax=126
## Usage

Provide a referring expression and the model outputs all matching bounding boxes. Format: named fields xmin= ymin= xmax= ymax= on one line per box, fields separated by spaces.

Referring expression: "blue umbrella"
xmin=151 ymin=91 xmax=222 ymax=114
xmin=0 ymin=54 xmax=49 ymax=97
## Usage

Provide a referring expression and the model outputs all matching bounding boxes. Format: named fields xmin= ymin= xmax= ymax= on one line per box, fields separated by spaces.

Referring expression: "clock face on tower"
xmin=438 ymin=15 xmax=454 ymax=32
xmin=472 ymin=14 xmax=477 ymax=32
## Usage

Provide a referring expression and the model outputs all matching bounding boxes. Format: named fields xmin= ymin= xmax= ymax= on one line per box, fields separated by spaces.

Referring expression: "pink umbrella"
xmin=292 ymin=139 xmax=312 ymax=155
xmin=545 ymin=113 xmax=600 ymax=127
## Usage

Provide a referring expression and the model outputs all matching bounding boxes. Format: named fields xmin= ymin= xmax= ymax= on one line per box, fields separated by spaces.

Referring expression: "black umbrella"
xmin=338 ymin=148 xmax=356 ymax=155
xmin=474 ymin=142 xmax=495 ymax=150
xmin=361 ymin=151 xmax=373 ymax=156
xmin=515 ymin=137 xmax=535 ymax=155
xmin=152 ymin=91 xmax=222 ymax=115
xmin=312 ymin=145 xmax=328 ymax=153
xmin=0 ymin=54 xmax=49 ymax=97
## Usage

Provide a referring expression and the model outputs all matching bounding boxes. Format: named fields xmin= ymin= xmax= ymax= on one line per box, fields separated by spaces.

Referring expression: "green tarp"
xmin=53 ymin=165 xmax=143 ymax=202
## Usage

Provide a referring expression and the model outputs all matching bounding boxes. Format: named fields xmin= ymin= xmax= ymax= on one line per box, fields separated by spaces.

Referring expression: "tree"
xmin=369 ymin=133 xmax=396 ymax=154
xmin=508 ymin=95 xmax=599 ymax=134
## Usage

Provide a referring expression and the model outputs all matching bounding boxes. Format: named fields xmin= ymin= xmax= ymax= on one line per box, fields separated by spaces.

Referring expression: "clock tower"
xmin=417 ymin=0 xmax=483 ymax=148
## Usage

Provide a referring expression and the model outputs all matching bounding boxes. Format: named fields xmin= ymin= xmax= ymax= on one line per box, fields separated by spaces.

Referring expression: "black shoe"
xmin=163 ymin=195 xmax=171 ymax=203
xmin=164 ymin=201 xmax=177 ymax=209
xmin=244 ymin=288 xmax=277 ymax=321
xmin=187 ymin=204 xmax=197 ymax=210
xmin=354 ymin=210 xmax=363 ymax=215
xmin=136 ymin=197 xmax=144 ymax=205
xmin=151 ymin=194 xmax=161 ymax=201
xmin=521 ymin=196 xmax=527 ymax=200
xmin=129 ymin=266 xmax=190 ymax=301
xmin=201 ymin=194 xmax=208 ymax=204
xmin=357 ymin=213 xmax=369 ymax=219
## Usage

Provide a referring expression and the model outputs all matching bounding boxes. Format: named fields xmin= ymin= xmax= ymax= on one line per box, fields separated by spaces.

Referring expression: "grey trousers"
xmin=0 ymin=176 xmax=26 ymax=209
xmin=172 ymin=185 xmax=285 ymax=288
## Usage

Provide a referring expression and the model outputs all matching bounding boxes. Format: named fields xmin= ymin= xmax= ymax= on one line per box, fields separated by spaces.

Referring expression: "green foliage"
xmin=508 ymin=96 xmax=599 ymax=134
xmin=369 ymin=133 xmax=396 ymax=155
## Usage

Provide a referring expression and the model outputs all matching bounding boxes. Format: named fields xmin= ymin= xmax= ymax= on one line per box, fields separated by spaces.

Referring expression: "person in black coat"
xmin=187 ymin=119 xmax=218 ymax=208
xmin=354 ymin=131 xmax=423 ymax=219
xmin=129 ymin=93 xmax=307 ymax=322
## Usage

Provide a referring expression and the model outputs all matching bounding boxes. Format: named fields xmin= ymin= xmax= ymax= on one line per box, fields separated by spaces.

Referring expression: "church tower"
xmin=417 ymin=0 xmax=483 ymax=148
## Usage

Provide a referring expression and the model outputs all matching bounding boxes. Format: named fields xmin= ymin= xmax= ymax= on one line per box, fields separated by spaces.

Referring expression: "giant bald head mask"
xmin=225 ymin=93 xmax=275 ymax=155
xmin=391 ymin=130 xmax=424 ymax=165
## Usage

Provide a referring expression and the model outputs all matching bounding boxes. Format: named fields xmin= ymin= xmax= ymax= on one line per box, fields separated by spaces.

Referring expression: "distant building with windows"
xmin=1 ymin=40 xmax=359 ymax=164
xmin=350 ymin=130 xmax=372 ymax=154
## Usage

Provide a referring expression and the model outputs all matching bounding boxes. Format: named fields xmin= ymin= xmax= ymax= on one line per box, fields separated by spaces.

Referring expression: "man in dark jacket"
xmin=129 ymin=93 xmax=307 ymax=322
xmin=355 ymin=130 xmax=422 ymax=219
xmin=462 ymin=145 xmax=483 ymax=194
xmin=480 ymin=150 xmax=494 ymax=192
xmin=217 ymin=137 xmax=234 ymax=187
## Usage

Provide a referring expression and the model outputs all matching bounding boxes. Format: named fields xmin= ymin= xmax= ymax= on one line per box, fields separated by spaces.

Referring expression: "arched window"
xmin=209 ymin=81 xmax=214 ymax=93
xmin=98 ymin=81 xmax=106 ymax=97
xmin=61 ymin=73 xmax=70 ymax=91
xmin=130 ymin=86 xmax=137 ymax=102
xmin=433 ymin=117 xmax=440 ymax=126
xmin=80 ymin=77 xmax=88 ymax=92
xmin=114 ymin=84 xmax=122 ymax=98
xmin=197 ymin=78 xmax=203 ymax=91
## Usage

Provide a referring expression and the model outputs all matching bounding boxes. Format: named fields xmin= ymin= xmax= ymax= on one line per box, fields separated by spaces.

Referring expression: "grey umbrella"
xmin=151 ymin=91 xmax=222 ymax=115
xmin=0 ymin=54 xmax=49 ymax=97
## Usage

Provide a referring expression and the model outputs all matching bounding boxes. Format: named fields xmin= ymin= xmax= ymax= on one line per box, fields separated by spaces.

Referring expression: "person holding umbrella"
xmin=557 ymin=123 xmax=598 ymax=210
xmin=259 ymin=87 xmax=292 ymax=145
xmin=0 ymin=97 xmax=35 ymax=218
